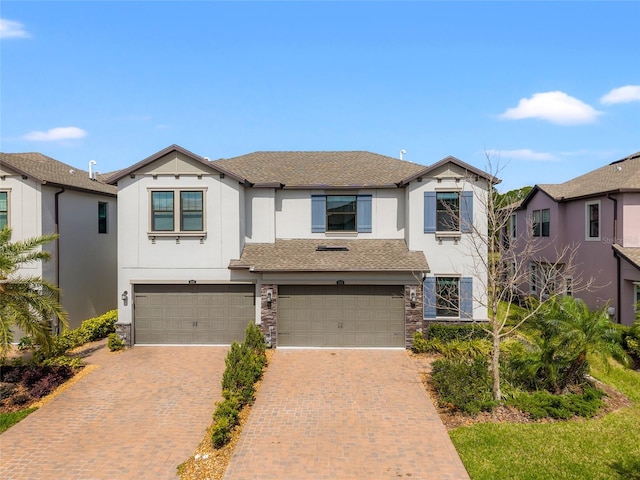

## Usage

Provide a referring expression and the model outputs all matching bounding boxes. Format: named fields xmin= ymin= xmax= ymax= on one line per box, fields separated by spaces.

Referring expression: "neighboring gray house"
xmin=0 ymin=153 xmax=118 ymax=330
xmin=109 ymin=144 xmax=493 ymax=348
xmin=511 ymin=151 xmax=640 ymax=326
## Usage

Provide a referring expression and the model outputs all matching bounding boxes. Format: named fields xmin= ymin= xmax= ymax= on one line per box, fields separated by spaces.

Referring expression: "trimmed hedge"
xmin=211 ymin=323 xmax=267 ymax=449
xmin=425 ymin=323 xmax=490 ymax=343
xmin=412 ymin=332 xmax=491 ymax=358
xmin=46 ymin=310 xmax=118 ymax=358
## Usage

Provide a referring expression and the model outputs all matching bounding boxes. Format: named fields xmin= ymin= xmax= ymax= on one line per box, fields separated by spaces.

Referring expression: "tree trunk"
xmin=491 ymin=328 xmax=501 ymax=401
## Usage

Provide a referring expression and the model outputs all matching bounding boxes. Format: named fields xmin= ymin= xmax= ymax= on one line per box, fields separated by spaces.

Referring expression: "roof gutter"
xmin=608 ymin=193 xmax=621 ymax=324
xmin=54 ymin=187 xmax=65 ymax=334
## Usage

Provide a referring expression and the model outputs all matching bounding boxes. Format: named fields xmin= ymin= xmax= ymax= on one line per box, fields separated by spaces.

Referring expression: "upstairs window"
xmin=98 ymin=202 xmax=108 ymax=234
xmin=532 ymin=209 xmax=550 ymax=237
xmin=311 ymin=194 xmax=372 ymax=233
xmin=586 ymin=201 xmax=600 ymax=240
xmin=151 ymin=191 xmax=174 ymax=231
xmin=327 ymin=195 xmax=356 ymax=232
xmin=180 ymin=191 xmax=204 ymax=231
xmin=0 ymin=192 xmax=7 ymax=229
xmin=510 ymin=213 xmax=517 ymax=239
xmin=436 ymin=192 xmax=459 ymax=231
xmin=150 ymin=189 xmax=205 ymax=233
xmin=424 ymin=191 xmax=473 ymax=234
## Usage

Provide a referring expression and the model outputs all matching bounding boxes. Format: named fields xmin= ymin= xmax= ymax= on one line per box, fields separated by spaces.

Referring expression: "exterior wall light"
xmin=266 ymin=289 xmax=273 ymax=308
xmin=410 ymin=287 xmax=417 ymax=306
xmin=121 ymin=290 xmax=128 ymax=303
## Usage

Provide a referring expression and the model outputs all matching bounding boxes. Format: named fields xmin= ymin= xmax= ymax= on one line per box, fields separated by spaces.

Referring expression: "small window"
xmin=326 ymin=195 xmax=356 ymax=232
xmin=530 ymin=263 xmax=538 ymax=294
xmin=436 ymin=277 xmax=460 ymax=317
xmin=151 ymin=191 xmax=175 ymax=231
xmin=510 ymin=213 xmax=517 ymax=239
xmin=436 ymin=192 xmax=460 ymax=232
xmin=565 ymin=277 xmax=573 ymax=297
xmin=541 ymin=209 xmax=550 ymax=237
xmin=180 ymin=191 xmax=203 ymax=231
xmin=98 ymin=202 xmax=108 ymax=234
xmin=0 ymin=192 xmax=8 ymax=229
xmin=586 ymin=201 xmax=600 ymax=240
xmin=532 ymin=209 xmax=550 ymax=237
xmin=635 ymin=284 xmax=640 ymax=312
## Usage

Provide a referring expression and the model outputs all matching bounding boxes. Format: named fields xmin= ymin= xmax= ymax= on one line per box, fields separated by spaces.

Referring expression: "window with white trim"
xmin=0 ymin=191 xmax=8 ymax=229
xmin=586 ymin=201 xmax=600 ymax=241
xmin=510 ymin=213 xmax=517 ymax=239
xmin=150 ymin=189 xmax=205 ymax=233
xmin=635 ymin=283 xmax=640 ymax=312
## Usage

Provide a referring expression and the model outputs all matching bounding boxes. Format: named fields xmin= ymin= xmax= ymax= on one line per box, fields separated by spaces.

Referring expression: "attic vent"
xmin=316 ymin=245 xmax=349 ymax=252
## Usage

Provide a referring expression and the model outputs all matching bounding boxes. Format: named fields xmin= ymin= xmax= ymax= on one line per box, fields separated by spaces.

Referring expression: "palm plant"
xmin=511 ymin=296 xmax=630 ymax=393
xmin=0 ymin=227 xmax=68 ymax=360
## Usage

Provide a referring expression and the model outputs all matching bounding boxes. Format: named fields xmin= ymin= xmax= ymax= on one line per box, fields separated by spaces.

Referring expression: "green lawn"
xmin=0 ymin=407 xmax=38 ymax=434
xmin=450 ymin=359 xmax=640 ymax=480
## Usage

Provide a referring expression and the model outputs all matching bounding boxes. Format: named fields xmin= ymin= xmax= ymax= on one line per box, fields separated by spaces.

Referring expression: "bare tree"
xmin=424 ymin=154 xmax=597 ymax=401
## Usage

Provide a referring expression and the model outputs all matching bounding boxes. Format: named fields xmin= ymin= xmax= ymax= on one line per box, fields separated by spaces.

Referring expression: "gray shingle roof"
xmin=229 ymin=239 xmax=430 ymax=272
xmin=613 ymin=245 xmax=640 ymax=270
xmin=538 ymin=151 xmax=640 ymax=201
xmin=0 ymin=152 xmax=117 ymax=196
xmin=213 ymin=151 xmax=427 ymax=188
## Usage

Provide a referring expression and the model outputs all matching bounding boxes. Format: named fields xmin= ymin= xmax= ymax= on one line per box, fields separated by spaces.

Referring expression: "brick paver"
xmin=224 ymin=349 xmax=469 ymax=480
xmin=0 ymin=341 xmax=227 ymax=480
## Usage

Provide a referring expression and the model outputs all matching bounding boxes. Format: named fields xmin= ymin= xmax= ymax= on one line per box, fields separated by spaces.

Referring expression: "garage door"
xmin=277 ymin=285 xmax=405 ymax=347
xmin=134 ymin=284 xmax=255 ymax=344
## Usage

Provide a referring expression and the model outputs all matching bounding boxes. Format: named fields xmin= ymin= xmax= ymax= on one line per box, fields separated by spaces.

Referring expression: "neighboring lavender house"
xmin=510 ymin=151 xmax=640 ymax=326
xmin=0 ymin=153 xmax=118 ymax=330
xmin=109 ymin=144 xmax=493 ymax=348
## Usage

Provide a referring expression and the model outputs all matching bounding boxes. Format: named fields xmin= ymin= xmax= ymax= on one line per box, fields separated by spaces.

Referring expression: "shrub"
xmin=211 ymin=416 xmax=233 ymax=449
xmin=0 ymin=383 xmax=16 ymax=401
xmin=244 ymin=322 xmax=266 ymax=357
xmin=431 ymin=356 xmax=496 ymax=415
xmin=622 ymin=319 xmax=640 ymax=359
xmin=41 ymin=356 xmax=84 ymax=369
xmin=26 ymin=366 xmax=73 ymax=399
xmin=508 ymin=386 xmax=605 ymax=420
xmin=213 ymin=397 xmax=241 ymax=427
xmin=426 ymin=323 xmax=490 ymax=343
xmin=412 ymin=332 xmax=442 ymax=354
xmin=412 ymin=332 xmax=490 ymax=358
xmin=46 ymin=310 xmax=118 ymax=358
xmin=222 ymin=342 xmax=259 ymax=406
xmin=107 ymin=333 xmax=125 ymax=352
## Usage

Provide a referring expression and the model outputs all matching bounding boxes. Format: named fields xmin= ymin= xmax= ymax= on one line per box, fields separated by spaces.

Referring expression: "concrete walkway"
xmin=0 ymin=341 xmax=227 ymax=480
xmin=224 ymin=349 xmax=469 ymax=480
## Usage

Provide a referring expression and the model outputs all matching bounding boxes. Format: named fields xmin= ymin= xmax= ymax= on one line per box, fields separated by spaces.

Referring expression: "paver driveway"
xmin=224 ymin=349 xmax=469 ymax=480
xmin=0 ymin=341 xmax=227 ymax=480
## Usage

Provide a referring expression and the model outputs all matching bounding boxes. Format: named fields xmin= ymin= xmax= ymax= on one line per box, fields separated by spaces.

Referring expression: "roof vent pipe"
xmin=400 ymin=149 xmax=406 ymax=160
xmin=88 ymin=160 xmax=97 ymax=180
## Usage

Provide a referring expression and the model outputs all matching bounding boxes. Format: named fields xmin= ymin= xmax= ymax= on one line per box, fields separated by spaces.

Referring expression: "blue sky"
xmin=1 ymin=1 xmax=639 ymax=192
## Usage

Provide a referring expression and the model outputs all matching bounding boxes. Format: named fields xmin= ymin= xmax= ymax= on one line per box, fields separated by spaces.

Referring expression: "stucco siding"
xmin=621 ymin=192 xmax=640 ymax=248
xmin=406 ymin=171 xmax=490 ymax=321
xmin=273 ymin=189 xmax=404 ymax=240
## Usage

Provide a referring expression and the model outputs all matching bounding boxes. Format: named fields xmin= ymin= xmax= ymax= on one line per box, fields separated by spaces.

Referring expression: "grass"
xmin=0 ymin=407 xmax=38 ymax=433
xmin=450 ymin=358 xmax=640 ymax=480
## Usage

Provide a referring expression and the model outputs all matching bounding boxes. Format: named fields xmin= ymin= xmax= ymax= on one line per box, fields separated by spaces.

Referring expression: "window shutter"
xmin=311 ymin=195 xmax=326 ymax=233
xmin=424 ymin=192 xmax=436 ymax=233
xmin=423 ymin=277 xmax=436 ymax=319
xmin=461 ymin=191 xmax=473 ymax=233
xmin=460 ymin=277 xmax=473 ymax=319
xmin=356 ymin=195 xmax=372 ymax=233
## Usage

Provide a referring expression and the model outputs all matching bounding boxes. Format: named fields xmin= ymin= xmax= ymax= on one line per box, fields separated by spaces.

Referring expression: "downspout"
xmin=607 ymin=193 xmax=621 ymax=324
xmin=54 ymin=187 xmax=65 ymax=334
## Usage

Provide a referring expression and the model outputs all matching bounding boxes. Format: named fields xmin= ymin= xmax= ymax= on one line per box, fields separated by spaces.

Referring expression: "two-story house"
xmin=511 ymin=151 xmax=640 ymax=326
xmin=109 ymin=144 xmax=493 ymax=347
xmin=0 ymin=152 xmax=118 ymax=330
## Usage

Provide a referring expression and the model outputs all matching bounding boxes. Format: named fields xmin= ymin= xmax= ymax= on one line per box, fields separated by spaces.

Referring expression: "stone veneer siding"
xmin=259 ymin=284 xmax=278 ymax=348
xmin=115 ymin=322 xmax=132 ymax=347
xmin=404 ymin=284 xmax=424 ymax=349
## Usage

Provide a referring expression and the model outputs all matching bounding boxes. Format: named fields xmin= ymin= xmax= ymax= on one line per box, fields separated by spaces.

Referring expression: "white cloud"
xmin=500 ymin=91 xmax=602 ymax=125
xmin=23 ymin=127 xmax=87 ymax=141
xmin=0 ymin=19 xmax=30 ymax=39
xmin=600 ymin=85 xmax=640 ymax=105
xmin=487 ymin=149 xmax=558 ymax=162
